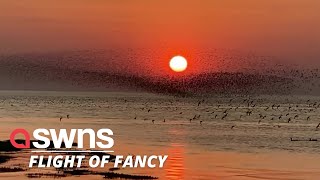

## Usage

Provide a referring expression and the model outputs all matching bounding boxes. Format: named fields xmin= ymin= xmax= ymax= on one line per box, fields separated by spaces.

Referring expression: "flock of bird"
xmin=0 ymin=93 xmax=318 ymax=145
xmin=125 ymin=97 xmax=320 ymax=140
xmin=4 ymin=94 xmax=316 ymax=137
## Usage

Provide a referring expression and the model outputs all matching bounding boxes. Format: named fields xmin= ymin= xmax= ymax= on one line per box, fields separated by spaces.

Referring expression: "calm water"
xmin=0 ymin=91 xmax=320 ymax=179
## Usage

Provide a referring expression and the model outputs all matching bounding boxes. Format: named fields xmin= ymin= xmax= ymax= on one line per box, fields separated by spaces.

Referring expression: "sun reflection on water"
xmin=165 ymin=143 xmax=185 ymax=180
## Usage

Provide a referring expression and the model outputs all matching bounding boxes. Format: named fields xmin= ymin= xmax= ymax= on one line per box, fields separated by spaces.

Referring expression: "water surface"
xmin=0 ymin=91 xmax=320 ymax=179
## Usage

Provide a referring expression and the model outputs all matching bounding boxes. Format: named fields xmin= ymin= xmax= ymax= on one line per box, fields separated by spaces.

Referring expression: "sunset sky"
xmin=0 ymin=0 xmax=320 ymax=64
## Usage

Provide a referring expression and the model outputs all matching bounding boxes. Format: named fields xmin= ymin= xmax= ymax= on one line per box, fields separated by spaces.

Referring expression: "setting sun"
xmin=169 ymin=55 xmax=188 ymax=72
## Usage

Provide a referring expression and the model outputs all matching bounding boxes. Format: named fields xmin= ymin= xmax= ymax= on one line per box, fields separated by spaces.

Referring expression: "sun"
xmin=169 ymin=55 xmax=188 ymax=72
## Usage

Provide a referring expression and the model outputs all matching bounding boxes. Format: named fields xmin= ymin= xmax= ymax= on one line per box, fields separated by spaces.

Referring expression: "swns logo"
xmin=10 ymin=128 xmax=168 ymax=169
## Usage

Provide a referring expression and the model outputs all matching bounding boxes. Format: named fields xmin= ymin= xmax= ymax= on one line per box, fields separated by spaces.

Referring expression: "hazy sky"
xmin=1 ymin=0 xmax=320 ymax=64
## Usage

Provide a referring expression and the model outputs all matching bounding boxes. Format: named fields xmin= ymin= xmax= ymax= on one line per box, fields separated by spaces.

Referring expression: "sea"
xmin=0 ymin=91 xmax=320 ymax=180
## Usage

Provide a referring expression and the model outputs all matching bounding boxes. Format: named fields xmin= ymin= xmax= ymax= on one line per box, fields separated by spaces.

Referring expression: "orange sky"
xmin=1 ymin=0 xmax=320 ymax=64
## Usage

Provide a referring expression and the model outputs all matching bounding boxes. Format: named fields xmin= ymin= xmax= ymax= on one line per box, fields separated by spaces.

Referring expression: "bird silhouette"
xmin=222 ymin=114 xmax=228 ymax=120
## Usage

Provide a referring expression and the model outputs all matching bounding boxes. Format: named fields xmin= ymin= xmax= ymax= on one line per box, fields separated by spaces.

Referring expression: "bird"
xmin=222 ymin=114 xmax=228 ymax=120
xmin=152 ymin=120 xmax=155 ymax=124
xmin=163 ymin=119 xmax=166 ymax=123
xmin=192 ymin=115 xmax=197 ymax=120
xmin=231 ymin=125 xmax=235 ymax=129
xmin=290 ymin=138 xmax=298 ymax=141
xmin=66 ymin=114 xmax=70 ymax=119
xmin=200 ymin=121 xmax=203 ymax=125
xmin=59 ymin=117 xmax=63 ymax=122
